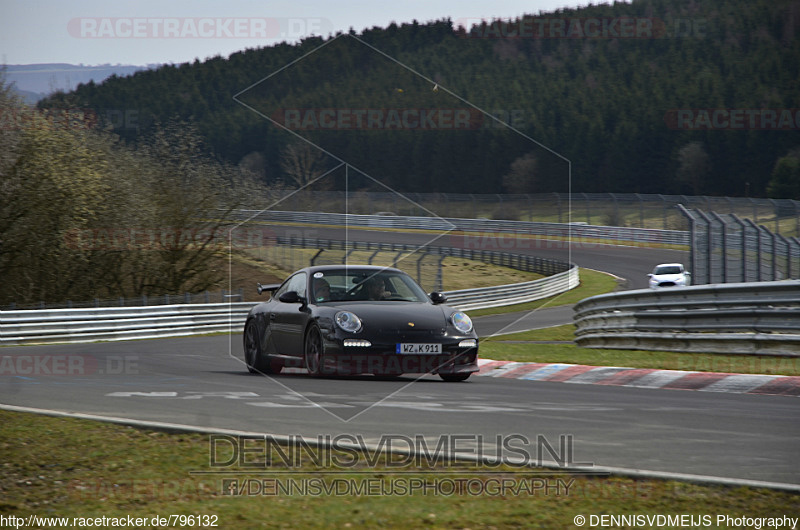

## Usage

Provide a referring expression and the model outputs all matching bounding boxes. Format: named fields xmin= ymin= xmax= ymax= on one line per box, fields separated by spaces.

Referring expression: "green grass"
xmin=1 ymin=409 xmax=796 ymax=529
xmin=481 ymin=325 xmax=800 ymax=376
xmin=242 ymin=247 xmax=541 ymax=292
xmin=467 ymin=268 xmax=619 ymax=317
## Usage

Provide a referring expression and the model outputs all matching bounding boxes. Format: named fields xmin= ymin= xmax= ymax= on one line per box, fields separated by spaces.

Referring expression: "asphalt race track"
xmin=2 ymin=335 xmax=798 ymax=487
xmin=3 ymin=228 xmax=799 ymax=489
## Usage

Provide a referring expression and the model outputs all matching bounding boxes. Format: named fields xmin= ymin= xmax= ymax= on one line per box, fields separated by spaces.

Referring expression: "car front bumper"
xmin=321 ymin=339 xmax=479 ymax=375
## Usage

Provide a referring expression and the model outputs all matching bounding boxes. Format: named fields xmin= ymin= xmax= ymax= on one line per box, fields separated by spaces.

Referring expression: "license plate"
xmin=397 ymin=343 xmax=441 ymax=354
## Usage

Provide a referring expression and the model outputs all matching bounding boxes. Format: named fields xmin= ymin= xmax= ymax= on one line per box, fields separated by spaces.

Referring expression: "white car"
xmin=648 ymin=263 xmax=690 ymax=289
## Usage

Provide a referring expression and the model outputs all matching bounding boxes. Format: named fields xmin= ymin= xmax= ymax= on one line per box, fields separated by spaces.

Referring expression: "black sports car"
xmin=243 ymin=265 xmax=479 ymax=381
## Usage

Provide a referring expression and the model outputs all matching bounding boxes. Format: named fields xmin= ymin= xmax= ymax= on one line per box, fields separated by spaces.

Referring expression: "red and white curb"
xmin=476 ymin=359 xmax=800 ymax=396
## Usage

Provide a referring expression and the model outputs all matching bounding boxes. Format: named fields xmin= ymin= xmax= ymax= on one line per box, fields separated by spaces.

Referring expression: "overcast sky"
xmin=1 ymin=0 xmax=593 ymax=66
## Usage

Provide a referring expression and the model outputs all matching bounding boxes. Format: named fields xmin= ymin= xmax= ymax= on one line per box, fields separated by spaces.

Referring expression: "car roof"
xmin=299 ymin=264 xmax=406 ymax=275
xmin=654 ymin=263 xmax=684 ymax=268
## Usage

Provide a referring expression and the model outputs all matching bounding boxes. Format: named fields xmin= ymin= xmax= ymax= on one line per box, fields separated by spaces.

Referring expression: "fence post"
xmin=677 ymin=204 xmax=697 ymax=283
xmin=744 ymin=218 xmax=762 ymax=282
xmin=695 ymin=209 xmax=715 ymax=284
xmin=583 ymin=193 xmax=590 ymax=224
xmin=793 ymin=237 xmax=800 ymax=279
xmin=711 ymin=211 xmax=728 ymax=283
xmin=771 ymin=231 xmax=779 ymax=280
xmin=731 ymin=215 xmax=747 ymax=282
xmin=778 ymin=234 xmax=792 ymax=280
xmin=635 ymin=193 xmax=644 ymax=227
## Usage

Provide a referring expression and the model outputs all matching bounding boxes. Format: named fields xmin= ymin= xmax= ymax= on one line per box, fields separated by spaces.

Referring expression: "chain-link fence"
xmin=679 ymin=205 xmax=800 ymax=285
xmin=2 ymin=289 xmax=245 ymax=311
xmin=250 ymin=236 xmax=572 ymax=293
xmin=246 ymin=191 xmax=800 ymax=236
xmin=250 ymin=244 xmax=445 ymax=292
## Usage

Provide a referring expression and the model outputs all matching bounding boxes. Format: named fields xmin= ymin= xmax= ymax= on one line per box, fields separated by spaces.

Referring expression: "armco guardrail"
xmin=233 ymin=210 xmax=689 ymax=247
xmin=445 ymin=267 xmax=578 ymax=311
xmin=1 ymin=266 xmax=578 ymax=345
xmin=573 ymin=281 xmax=800 ymax=356
xmin=1 ymin=303 xmax=255 ymax=346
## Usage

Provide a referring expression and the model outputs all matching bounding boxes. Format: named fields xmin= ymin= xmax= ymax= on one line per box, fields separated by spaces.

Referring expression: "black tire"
xmin=244 ymin=319 xmax=282 ymax=375
xmin=304 ymin=324 xmax=324 ymax=376
xmin=439 ymin=373 xmax=471 ymax=382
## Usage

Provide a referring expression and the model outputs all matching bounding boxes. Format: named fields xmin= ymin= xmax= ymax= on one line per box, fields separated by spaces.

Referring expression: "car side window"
xmin=287 ymin=272 xmax=307 ymax=298
xmin=273 ymin=278 xmax=291 ymax=299
xmin=274 ymin=272 xmax=307 ymax=299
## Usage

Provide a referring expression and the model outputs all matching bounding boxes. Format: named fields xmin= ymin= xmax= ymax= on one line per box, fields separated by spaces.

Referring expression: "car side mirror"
xmin=647 ymin=274 xmax=653 ymax=278
xmin=429 ymin=292 xmax=447 ymax=304
xmin=279 ymin=291 xmax=306 ymax=305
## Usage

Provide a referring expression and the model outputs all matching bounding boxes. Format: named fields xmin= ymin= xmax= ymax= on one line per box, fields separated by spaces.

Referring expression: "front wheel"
xmin=304 ymin=324 xmax=325 ymax=376
xmin=439 ymin=373 xmax=470 ymax=382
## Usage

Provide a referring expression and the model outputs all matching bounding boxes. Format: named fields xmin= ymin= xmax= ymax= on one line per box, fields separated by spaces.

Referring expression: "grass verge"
xmin=467 ymin=268 xmax=619 ymax=317
xmin=1 ymin=409 xmax=796 ymax=529
xmin=481 ymin=325 xmax=800 ymax=376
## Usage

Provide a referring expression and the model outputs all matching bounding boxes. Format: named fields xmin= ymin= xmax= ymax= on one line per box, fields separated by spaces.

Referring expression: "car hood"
xmin=325 ymin=302 xmax=452 ymax=331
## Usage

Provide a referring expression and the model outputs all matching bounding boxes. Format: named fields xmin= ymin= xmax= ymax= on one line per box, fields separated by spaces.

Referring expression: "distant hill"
xmin=4 ymin=63 xmax=159 ymax=102
xmin=37 ymin=0 xmax=800 ymax=197
xmin=9 ymin=86 xmax=46 ymax=105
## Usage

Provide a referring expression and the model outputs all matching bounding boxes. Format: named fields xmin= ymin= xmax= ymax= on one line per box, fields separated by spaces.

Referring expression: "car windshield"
xmin=654 ymin=265 xmax=682 ymax=275
xmin=310 ymin=269 xmax=430 ymax=303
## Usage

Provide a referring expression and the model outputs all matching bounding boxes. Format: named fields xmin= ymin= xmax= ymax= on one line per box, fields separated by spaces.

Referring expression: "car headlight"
xmin=450 ymin=311 xmax=473 ymax=334
xmin=335 ymin=311 xmax=362 ymax=333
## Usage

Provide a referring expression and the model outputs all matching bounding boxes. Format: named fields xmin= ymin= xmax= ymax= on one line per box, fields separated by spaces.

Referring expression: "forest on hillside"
xmin=40 ymin=0 xmax=800 ymax=198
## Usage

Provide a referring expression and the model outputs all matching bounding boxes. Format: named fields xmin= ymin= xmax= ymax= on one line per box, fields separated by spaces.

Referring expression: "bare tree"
xmin=280 ymin=141 xmax=328 ymax=189
xmin=676 ymin=141 xmax=710 ymax=195
xmin=502 ymin=152 xmax=538 ymax=194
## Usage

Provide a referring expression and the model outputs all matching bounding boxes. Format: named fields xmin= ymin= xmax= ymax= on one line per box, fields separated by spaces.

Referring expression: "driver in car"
xmin=365 ymin=277 xmax=389 ymax=300
xmin=312 ymin=278 xmax=331 ymax=302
